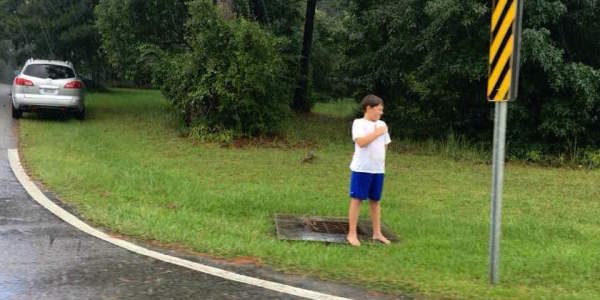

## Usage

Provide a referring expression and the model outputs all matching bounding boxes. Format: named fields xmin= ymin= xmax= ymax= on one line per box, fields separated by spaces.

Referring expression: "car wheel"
xmin=11 ymin=102 xmax=22 ymax=119
xmin=75 ymin=108 xmax=85 ymax=120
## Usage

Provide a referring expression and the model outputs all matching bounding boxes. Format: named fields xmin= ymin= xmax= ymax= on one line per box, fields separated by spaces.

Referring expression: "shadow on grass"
xmin=20 ymin=110 xmax=82 ymax=122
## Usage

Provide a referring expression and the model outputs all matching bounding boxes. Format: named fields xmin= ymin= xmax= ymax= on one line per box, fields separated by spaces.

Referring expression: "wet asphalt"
xmin=0 ymin=84 xmax=404 ymax=300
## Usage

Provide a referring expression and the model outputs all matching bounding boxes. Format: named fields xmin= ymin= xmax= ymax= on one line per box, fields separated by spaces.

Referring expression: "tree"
xmin=344 ymin=0 xmax=600 ymax=155
xmin=0 ymin=16 xmax=12 ymax=81
xmin=94 ymin=0 xmax=303 ymax=87
xmin=151 ymin=0 xmax=291 ymax=136
xmin=95 ymin=0 xmax=188 ymax=84
xmin=311 ymin=2 xmax=350 ymax=99
xmin=0 ymin=0 xmax=104 ymax=82
xmin=292 ymin=0 xmax=318 ymax=113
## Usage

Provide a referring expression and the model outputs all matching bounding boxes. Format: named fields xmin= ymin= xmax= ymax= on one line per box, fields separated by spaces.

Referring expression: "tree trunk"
xmin=292 ymin=0 xmax=317 ymax=113
xmin=216 ymin=0 xmax=236 ymax=20
xmin=250 ymin=0 xmax=269 ymax=23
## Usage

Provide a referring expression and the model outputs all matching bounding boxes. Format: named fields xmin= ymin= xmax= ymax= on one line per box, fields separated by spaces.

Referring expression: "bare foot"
xmin=346 ymin=235 xmax=361 ymax=247
xmin=372 ymin=235 xmax=391 ymax=245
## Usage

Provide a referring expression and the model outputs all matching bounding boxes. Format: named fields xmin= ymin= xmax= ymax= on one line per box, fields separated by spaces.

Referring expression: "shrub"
xmin=344 ymin=0 xmax=600 ymax=156
xmin=582 ymin=149 xmax=600 ymax=169
xmin=152 ymin=0 xmax=290 ymax=137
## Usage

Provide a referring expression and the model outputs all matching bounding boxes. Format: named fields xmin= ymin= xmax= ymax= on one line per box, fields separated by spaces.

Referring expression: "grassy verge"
xmin=19 ymin=89 xmax=600 ymax=299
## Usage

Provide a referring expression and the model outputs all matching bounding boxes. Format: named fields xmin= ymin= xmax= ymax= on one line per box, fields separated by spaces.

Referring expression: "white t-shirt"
xmin=349 ymin=118 xmax=392 ymax=174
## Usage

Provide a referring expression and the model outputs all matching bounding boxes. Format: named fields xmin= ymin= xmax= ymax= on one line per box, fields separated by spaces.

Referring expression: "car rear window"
xmin=23 ymin=64 xmax=75 ymax=79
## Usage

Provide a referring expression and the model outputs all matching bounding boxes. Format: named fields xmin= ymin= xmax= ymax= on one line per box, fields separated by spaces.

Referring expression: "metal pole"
xmin=489 ymin=101 xmax=507 ymax=284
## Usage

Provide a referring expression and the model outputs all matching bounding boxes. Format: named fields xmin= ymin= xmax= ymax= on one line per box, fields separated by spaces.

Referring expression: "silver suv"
xmin=11 ymin=59 xmax=85 ymax=119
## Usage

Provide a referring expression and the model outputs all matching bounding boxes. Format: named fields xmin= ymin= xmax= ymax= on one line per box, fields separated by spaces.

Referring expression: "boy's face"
xmin=365 ymin=104 xmax=384 ymax=121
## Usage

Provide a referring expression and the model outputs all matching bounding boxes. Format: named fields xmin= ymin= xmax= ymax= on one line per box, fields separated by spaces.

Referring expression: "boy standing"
xmin=347 ymin=94 xmax=391 ymax=247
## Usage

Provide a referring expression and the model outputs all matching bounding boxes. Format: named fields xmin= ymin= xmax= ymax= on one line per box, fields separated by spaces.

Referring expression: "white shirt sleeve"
xmin=379 ymin=121 xmax=391 ymax=145
xmin=352 ymin=120 xmax=366 ymax=142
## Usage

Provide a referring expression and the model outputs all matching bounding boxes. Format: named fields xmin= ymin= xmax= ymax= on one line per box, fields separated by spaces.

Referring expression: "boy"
xmin=347 ymin=94 xmax=391 ymax=247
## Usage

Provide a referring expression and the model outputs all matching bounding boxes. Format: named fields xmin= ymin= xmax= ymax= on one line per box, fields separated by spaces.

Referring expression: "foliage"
xmin=232 ymin=1 xmax=348 ymax=105
xmin=232 ymin=0 xmax=304 ymax=36
xmin=0 ymin=60 xmax=7 ymax=82
xmin=582 ymin=148 xmax=600 ymax=169
xmin=311 ymin=6 xmax=350 ymax=99
xmin=344 ymin=0 xmax=600 ymax=156
xmin=0 ymin=0 xmax=104 ymax=80
xmin=234 ymin=0 xmax=305 ymax=104
xmin=0 ymin=12 xmax=8 ymax=81
xmin=152 ymin=1 xmax=290 ymax=137
xmin=95 ymin=0 xmax=301 ymax=134
xmin=188 ymin=124 xmax=235 ymax=145
xmin=94 ymin=0 xmax=188 ymax=85
xmin=0 ymin=40 xmax=12 ymax=82
xmin=4 ymin=0 xmax=598 ymax=155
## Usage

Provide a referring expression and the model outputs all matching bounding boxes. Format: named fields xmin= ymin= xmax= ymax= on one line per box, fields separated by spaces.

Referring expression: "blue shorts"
xmin=349 ymin=171 xmax=385 ymax=201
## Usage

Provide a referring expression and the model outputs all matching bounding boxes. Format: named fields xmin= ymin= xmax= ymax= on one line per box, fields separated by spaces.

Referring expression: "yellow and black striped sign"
xmin=487 ymin=0 xmax=523 ymax=101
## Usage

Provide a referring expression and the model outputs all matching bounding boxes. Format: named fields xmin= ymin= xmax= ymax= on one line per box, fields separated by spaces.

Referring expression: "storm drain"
xmin=274 ymin=214 xmax=399 ymax=244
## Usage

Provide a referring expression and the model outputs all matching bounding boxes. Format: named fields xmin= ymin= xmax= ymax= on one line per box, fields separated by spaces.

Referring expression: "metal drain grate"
xmin=305 ymin=219 xmax=349 ymax=234
xmin=275 ymin=214 xmax=398 ymax=244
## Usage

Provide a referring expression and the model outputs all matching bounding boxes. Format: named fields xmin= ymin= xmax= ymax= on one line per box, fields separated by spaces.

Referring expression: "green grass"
xmin=313 ymin=98 xmax=359 ymax=119
xmin=19 ymin=89 xmax=600 ymax=299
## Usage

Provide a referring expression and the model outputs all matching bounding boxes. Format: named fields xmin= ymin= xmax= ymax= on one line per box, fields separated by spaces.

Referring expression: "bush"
xmin=0 ymin=39 xmax=12 ymax=83
xmin=152 ymin=0 xmax=291 ymax=137
xmin=188 ymin=124 xmax=235 ymax=145
xmin=582 ymin=149 xmax=600 ymax=169
xmin=0 ymin=59 xmax=8 ymax=83
xmin=95 ymin=0 xmax=188 ymax=85
xmin=343 ymin=0 xmax=600 ymax=156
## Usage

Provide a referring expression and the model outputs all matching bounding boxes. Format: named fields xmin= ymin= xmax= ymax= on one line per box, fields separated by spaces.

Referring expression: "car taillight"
xmin=64 ymin=81 xmax=82 ymax=89
xmin=14 ymin=77 xmax=34 ymax=86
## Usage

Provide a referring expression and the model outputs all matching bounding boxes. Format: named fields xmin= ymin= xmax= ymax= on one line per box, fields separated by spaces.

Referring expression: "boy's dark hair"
xmin=361 ymin=94 xmax=383 ymax=111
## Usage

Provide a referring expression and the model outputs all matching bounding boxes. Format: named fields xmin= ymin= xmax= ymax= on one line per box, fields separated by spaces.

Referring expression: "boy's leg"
xmin=369 ymin=200 xmax=390 ymax=244
xmin=348 ymin=171 xmax=368 ymax=247
xmin=347 ymin=198 xmax=361 ymax=246
xmin=368 ymin=174 xmax=390 ymax=244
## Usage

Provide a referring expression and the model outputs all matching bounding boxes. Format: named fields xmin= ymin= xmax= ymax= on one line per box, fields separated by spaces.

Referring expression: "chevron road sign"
xmin=487 ymin=0 xmax=524 ymax=285
xmin=487 ymin=0 xmax=524 ymax=102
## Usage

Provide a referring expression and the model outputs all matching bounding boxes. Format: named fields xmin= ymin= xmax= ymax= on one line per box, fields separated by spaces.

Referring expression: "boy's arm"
xmin=355 ymin=125 xmax=387 ymax=148
xmin=385 ymin=132 xmax=391 ymax=150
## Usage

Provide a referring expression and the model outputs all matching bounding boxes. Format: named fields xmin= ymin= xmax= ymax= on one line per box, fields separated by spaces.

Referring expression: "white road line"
xmin=7 ymin=149 xmax=351 ymax=300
